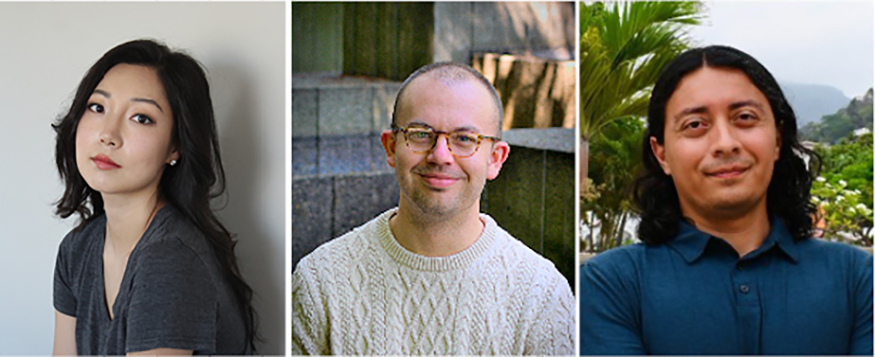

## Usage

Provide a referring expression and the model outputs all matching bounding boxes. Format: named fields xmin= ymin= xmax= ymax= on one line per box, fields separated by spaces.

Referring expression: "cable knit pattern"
xmin=292 ymin=208 xmax=575 ymax=355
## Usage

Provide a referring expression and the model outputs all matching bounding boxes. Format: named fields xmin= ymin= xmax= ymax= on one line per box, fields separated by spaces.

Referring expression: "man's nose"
xmin=710 ymin=118 xmax=740 ymax=157
xmin=427 ymin=133 xmax=454 ymax=164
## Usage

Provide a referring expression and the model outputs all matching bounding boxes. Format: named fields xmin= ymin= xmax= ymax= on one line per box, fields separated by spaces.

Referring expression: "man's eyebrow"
xmin=91 ymin=89 xmax=164 ymax=113
xmin=407 ymin=121 xmax=482 ymax=133
xmin=131 ymin=98 xmax=164 ymax=113
xmin=728 ymin=100 xmax=765 ymax=112
xmin=673 ymin=105 xmax=707 ymax=121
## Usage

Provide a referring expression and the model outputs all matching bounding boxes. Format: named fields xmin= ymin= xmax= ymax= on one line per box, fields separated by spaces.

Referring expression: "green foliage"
xmin=580 ymin=1 xmax=703 ymax=252
xmin=581 ymin=117 xmax=646 ymax=252
xmin=801 ymin=89 xmax=873 ymax=143
xmin=812 ymin=179 xmax=873 ymax=246
xmin=811 ymin=133 xmax=874 ymax=246
xmin=579 ymin=1 xmax=703 ymax=140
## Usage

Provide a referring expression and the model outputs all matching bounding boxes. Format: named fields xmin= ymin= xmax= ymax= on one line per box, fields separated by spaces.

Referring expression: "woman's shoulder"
xmin=58 ymin=214 xmax=107 ymax=258
xmin=137 ymin=205 xmax=212 ymax=255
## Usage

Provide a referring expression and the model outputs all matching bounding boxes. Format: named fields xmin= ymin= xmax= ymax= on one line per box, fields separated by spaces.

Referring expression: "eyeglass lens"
xmin=405 ymin=128 xmax=480 ymax=156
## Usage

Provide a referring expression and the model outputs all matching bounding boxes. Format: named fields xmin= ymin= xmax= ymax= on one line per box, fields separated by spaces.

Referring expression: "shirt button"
xmin=739 ymin=285 xmax=750 ymax=293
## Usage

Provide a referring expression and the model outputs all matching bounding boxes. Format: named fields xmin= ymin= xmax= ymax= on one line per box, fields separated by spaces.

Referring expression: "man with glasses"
xmin=292 ymin=62 xmax=574 ymax=355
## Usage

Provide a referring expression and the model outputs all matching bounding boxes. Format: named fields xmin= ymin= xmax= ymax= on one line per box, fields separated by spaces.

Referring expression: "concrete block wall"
xmin=474 ymin=53 xmax=576 ymax=130
xmin=292 ymin=75 xmax=402 ymax=269
xmin=292 ymin=171 xmax=400 ymax=269
xmin=292 ymin=74 xmax=400 ymax=176
xmin=483 ymin=128 xmax=576 ymax=289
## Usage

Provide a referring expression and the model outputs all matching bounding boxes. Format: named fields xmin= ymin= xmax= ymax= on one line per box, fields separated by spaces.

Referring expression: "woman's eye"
xmin=87 ymin=103 xmax=104 ymax=113
xmin=131 ymin=114 xmax=154 ymax=125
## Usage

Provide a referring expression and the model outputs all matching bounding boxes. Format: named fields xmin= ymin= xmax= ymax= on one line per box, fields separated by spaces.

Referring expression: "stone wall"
xmin=292 ymin=171 xmax=400 ymax=269
xmin=474 ymin=53 xmax=575 ymax=130
xmin=434 ymin=2 xmax=575 ymax=64
xmin=483 ymin=128 xmax=575 ymax=288
xmin=292 ymin=74 xmax=400 ymax=176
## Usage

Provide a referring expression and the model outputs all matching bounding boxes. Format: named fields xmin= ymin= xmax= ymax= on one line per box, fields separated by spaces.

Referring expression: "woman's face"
xmin=75 ymin=64 xmax=179 ymax=199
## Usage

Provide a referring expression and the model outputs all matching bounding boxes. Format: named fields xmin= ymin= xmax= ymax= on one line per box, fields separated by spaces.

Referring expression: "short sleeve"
xmin=125 ymin=238 xmax=218 ymax=353
xmin=579 ymin=253 xmax=646 ymax=355
xmin=292 ymin=258 xmax=330 ymax=355
xmin=53 ymin=242 xmax=77 ymax=317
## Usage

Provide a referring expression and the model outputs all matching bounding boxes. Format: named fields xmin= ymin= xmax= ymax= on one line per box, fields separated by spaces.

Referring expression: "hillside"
xmin=780 ymin=82 xmax=850 ymax=127
xmin=801 ymin=88 xmax=874 ymax=143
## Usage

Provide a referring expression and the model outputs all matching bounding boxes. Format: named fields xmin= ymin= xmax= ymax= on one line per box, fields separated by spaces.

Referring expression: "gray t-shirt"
xmin=53 ymin=205 xmax=249 ymax=354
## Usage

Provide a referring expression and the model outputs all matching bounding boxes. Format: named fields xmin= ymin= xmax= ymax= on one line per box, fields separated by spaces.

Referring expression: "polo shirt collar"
xmin=668 ymin=218 xmax=800 ymax=264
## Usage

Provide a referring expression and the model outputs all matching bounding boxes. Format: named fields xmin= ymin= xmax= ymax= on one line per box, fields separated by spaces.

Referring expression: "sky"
xmin=688 ymin=1 xmax=874 ymax=98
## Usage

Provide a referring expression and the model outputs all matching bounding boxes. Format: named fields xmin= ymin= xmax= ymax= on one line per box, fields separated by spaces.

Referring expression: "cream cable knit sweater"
xmin=292 ymin=208 xmax=575 ymax=355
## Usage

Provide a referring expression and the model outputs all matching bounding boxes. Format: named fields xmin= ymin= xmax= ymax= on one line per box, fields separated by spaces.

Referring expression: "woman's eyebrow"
xmin=131 ymin=98 xmax=164 ymax=113
xmin=92 ymin=89 xmax=163 ymax=113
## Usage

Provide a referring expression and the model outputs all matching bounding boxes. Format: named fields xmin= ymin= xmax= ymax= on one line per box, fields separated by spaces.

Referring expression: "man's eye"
xmin=738 ymin=113 xmax=757 ymax=121
xmin=455 ymin=134 xmax=477 ymax=143
xmin=87 ymin=103 xmax=104 ymax=113
xmin=131 ymin=114 xmax=154 ymax=125
xmin=685 ymin=121 xmax=705 ymax=130
xmin=411 ymin=131 xmax=432 ymax=139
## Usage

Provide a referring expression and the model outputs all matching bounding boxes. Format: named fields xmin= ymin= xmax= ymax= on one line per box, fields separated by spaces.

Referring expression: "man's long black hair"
xmin=633 ymin=45 xmax=820 ymax=244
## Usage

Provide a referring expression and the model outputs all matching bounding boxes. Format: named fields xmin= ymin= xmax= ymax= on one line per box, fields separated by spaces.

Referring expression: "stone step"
xmin=292 ymin=73 xmax=401 ymax=138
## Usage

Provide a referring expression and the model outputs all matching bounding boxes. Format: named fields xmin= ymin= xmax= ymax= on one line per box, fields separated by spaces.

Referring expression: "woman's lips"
xmin=91 ymin=154 xmax=121 ymax=170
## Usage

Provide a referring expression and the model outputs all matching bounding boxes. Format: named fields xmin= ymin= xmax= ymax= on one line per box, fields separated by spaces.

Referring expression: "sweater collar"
xmin=376 ymin=208 xmax=499 ymax=271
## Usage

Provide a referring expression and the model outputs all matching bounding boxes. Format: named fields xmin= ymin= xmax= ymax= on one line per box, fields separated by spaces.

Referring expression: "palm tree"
xmin=579 ymin=1 xmax=703 ymax=190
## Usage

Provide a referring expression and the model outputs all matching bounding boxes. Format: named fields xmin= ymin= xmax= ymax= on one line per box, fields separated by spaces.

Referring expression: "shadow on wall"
xmin=434 ymin=2 xmax=575 ymax=64
xmin=478 ymin=2 xmax=574 ymax=59
xmin=211 ymin=62 xmax=283 ymax=354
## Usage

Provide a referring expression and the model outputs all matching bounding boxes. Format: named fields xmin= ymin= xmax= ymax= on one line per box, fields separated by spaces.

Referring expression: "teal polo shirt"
xmin=580 ymin=219 xmax=873 ymax=355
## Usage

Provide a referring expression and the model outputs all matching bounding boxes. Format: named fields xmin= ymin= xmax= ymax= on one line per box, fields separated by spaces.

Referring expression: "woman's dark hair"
xmin=52 ymin=39 xmax=258 ymax=351
xmin=633 ymin=45 xmax=820 ymax=244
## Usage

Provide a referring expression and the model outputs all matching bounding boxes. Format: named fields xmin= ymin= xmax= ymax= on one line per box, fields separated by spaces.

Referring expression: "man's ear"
xmin=649 ymin=136 xmax=671 ymax=176
xmin=486 ymin=141 xmax=510 ymax=180
xmin=380 ymin=130 xmax=397 ymax=168
xmin=774 ymin=123 xmax=782 ymax=162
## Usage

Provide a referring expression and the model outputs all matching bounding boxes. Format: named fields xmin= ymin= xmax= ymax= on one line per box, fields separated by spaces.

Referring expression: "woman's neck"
xmin=102 ymin=190 xmax=165 ymax=255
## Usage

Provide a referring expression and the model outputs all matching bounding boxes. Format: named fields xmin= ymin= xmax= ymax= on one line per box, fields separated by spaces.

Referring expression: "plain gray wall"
xmin=0 ymin=3 xmax=285 ymax=354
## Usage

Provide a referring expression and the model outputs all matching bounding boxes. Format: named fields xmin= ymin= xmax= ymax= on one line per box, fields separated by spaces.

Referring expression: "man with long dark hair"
xmin=580 ymin=45 xmax=873 ymax=355
xmin=293 ymin=62 xmax=574 ymax=355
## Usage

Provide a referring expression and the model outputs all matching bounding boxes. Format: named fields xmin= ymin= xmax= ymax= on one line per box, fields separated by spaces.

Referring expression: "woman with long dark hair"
xmin=52 ymin=39 xmax=256 ymax=355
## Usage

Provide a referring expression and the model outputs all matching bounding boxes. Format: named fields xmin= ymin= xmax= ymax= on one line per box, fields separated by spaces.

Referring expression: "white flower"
xmin=839 ymin=180 xmax=847 ymax=187
xmin=836 ymin=195 xmax=845 ymax=202
xmin=856 ymin=204 xmax=868 ymax=211
xmin=812 ymin=197 xmax=821 ymax=204
xmin=816 ymin=176 xmax=827 ymax=182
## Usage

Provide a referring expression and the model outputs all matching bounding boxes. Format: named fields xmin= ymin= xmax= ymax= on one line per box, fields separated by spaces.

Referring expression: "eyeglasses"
xmin=392 ymin=124 xmax=501 ymax=158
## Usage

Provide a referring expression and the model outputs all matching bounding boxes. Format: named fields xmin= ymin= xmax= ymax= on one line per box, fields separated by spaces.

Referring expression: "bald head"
xmin=392 ymin=62 xmax=504 ymax=137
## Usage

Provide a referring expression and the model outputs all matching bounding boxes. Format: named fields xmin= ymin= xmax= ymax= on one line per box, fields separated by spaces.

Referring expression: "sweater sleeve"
xmin=292 ymin=258 xmax=330 ymax=355
xmin=524 ymin=270 xmax=575 ymax=355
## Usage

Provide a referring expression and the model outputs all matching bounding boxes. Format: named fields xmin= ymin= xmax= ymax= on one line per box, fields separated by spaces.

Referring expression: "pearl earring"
xmin=170 ymin=160 xmax=178 ymax=166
